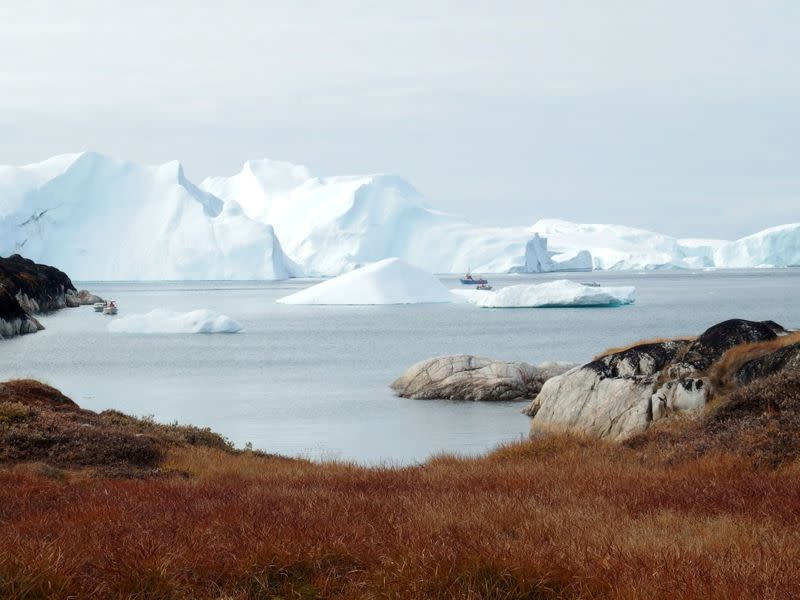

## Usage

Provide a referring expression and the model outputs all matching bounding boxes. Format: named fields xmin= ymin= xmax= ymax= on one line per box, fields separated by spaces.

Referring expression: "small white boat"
xmin=93 ymin=302 xmax=105 ymax=312
xmin=102 ymin=301 xmax=118 ymax=315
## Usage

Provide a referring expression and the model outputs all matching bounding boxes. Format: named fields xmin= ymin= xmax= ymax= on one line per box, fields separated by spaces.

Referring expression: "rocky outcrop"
xmin=0 ymin=254 xmax=76 ymax=313
xmin=524 ymin=340 xmax=692 ymax=439
xmin=0 ymin=288 xmax=43 ymax=337
xmin=525 ymin=319 xmax=795 ymax=441
xmin=734 ymin=343 xmax=800 ymax=387
xmin=72 ymin=289 xmax=105 ymax=305
xmin=0 ymin=254 xmax=101 ymax=339
xmin=670 ymin=319 xmax=785 ymax=376
xmin=391 ymin=355 xmax=575 ymax=402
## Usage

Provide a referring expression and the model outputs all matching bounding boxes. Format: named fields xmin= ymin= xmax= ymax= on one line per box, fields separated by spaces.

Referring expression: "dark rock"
xmin=0 ymin=288 xmax=43 ymax=337
xmin=0 ymin=254 xmax=76 ymax=312
xmin=0 ymin=254 xmax=97 ymax=339
xmin=586 ymin=340 xmax=690 ymax=379
xmin=679 ymin=319 xmax=786 ymax=372
xmin=75 ymin=290 xmax=104 ymax=305
xmin=735 ymin=342 xmax=800 ymax=386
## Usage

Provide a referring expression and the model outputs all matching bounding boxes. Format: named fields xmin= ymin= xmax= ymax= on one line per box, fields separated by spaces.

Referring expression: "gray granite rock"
xmin=525 ymin=319 xmax=792 ymax=441
xmin=392 ymin=355 xmax=575 ymax=402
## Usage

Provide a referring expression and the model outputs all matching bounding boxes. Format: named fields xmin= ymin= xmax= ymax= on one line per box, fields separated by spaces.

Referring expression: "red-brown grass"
xmin=2 ymin=379 xmax=800 ymax=599
xmin=0 ymin=378 xmax=234 ymax=476
xmin=2 ymin=438 xmax=800 ymax=599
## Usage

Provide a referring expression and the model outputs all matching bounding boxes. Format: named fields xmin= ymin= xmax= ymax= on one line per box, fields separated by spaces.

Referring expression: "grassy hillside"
xmin=1 ymin=376 xmax=799 ymax=599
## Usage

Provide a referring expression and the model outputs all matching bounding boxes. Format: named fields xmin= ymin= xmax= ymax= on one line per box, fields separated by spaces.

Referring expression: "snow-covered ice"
xmin=277 ymin=258 xmax=454 ymax=305
xmin=529 ymin=219 xmax=728 ymax=271
xmin=1 ymin=152 xmax=798 ymax=279
xmin=203 ymin=160 xmax=591 ymax=276
xmin=0 ymin=153 xmax=299 ymax=280
xmin=107 ymin=309 xmax=242 ymax=334
xmin=713 ymin=223 xmax=800 ymax=268
xmin=453 ymin=280 xmax=636 ymax=308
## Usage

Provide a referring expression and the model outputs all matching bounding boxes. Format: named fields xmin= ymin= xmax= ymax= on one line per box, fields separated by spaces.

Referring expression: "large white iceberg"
xmin=713 ymin=223 xmax=800 ymax=268
xmin=108 ymin=309 xmax=242 ymax=334
xmin=206 ymin=159 xmax=800 ymax=274
xmin=453 ymin=280 xmax=636 ymax=308
xmin=277 ymin=257 xmax=454 ymax=305
xmin=0 ymin=153 xmax=300 ymax=280
xmin=2 ymin=152 xmax=798 ymax=279
xmin=203 ymin=159 xmax=591 ymax=276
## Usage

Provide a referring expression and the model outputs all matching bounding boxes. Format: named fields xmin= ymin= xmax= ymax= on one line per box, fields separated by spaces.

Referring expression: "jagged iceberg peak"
xmin=203 ymin=157 xmax=428 ymax=220
xmin=204 ymin=162 xmax=592 ymax=276
xmin=202 ymin=160 xmax=448 ymax=275
xmin=0 ymin=152 xmax=298 ymax=280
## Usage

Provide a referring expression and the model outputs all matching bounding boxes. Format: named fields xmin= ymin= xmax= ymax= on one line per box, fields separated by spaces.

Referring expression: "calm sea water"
xmin=2 ymin=270 xmax=798 ymax=464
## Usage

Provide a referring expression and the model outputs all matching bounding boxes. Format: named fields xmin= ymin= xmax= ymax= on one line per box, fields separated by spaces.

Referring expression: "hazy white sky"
xmin=1 ymin=1 xmax=798 ymax=238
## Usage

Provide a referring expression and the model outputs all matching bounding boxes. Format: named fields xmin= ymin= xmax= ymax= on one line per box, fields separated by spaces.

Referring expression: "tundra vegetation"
xmin=1 ymin=367 xmax=799 ymax=599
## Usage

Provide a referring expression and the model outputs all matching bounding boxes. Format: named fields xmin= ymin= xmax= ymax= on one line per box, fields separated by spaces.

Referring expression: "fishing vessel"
xmin=460 ymin=272 xmax=488 ymax=285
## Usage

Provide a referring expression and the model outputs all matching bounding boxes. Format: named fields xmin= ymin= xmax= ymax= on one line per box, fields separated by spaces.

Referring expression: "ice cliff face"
xmin=0 ymin=153 xmax=297 ymax=280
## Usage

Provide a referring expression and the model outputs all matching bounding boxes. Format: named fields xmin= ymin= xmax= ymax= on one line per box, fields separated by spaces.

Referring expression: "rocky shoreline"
xmin=393 ymin=318 xmax=800 ymax=443
xmin=0 ymin=254 xmax=102 ymax=338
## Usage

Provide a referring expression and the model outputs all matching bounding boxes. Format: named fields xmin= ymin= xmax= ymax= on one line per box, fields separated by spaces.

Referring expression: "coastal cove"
xmin=2 ymin=269 xmax=798 ymax=464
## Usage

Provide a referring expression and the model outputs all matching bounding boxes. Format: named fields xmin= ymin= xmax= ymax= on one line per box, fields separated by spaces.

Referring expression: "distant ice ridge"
xmin=453 ymin=280 xmax=636 ymax=308
xmin=1 ymin=152 xmax=798 ymax=279
xmin=108 ymin=309 xmax=242 ymax=333
xmin=277 ymin=257 xmax=454 ymax=305
xmin=529 ymin=220 xmax=729 ymax=271
xmin=0 ymin=153 xmax=299 ymax=280
xmin=204 ymin=159 xmax=798 ymax=274
xmin=203 ymin=159 xmax=591 ymax=276
xmin=713 ymin=223 xmax=800 ymax=268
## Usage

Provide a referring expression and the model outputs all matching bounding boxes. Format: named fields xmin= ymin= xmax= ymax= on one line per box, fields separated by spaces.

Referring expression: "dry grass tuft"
xmin=708 ymin=330 xmax=800 ymax=392
xmin=165 ymin=445 xmax=314 ymax=479
xmin=0 ymin=379 xmax=76 ymax=409
xmin=628 ymin=371 xmax=800 ymax=468
xmin=487 ymin=432 xmax=605 ymax=462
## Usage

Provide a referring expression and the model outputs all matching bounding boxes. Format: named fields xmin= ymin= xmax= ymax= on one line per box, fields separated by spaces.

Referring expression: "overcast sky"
xmin=1 ymin=1 xmax=798 ymax=239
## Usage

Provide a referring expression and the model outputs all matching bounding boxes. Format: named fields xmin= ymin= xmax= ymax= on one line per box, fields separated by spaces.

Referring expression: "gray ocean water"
xmin=2 ymin=270 xmax=798 ymax=464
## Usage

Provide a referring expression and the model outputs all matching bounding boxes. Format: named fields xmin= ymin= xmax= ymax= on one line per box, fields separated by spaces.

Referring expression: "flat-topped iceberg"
xmin=108 ymin=309 xmax=242 ymax=333
xmin=453 ymin=280 xmax=635 ymax=308
xmin=277 ymin=257 xmax=453 ymax=305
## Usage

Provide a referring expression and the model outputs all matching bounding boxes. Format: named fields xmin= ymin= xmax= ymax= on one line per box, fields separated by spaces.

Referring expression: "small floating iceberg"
xmin=108 ymin=309 xmax=242 ymax=333
xmin=453 ymin=280 xmax=635 ymax=308
xmin=277 ymin=257 xmax=454 ymax=305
